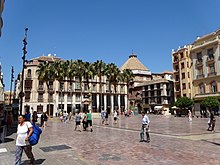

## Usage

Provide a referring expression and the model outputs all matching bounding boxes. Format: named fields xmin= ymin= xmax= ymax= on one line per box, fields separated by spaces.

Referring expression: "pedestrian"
xmin=87 ymin=110 xmax=93 ymax=132
xmin=105 ymin=110 xmax=109 ymax=125
xmin=207 ymin=113 xmax=216 ymax=132
xmin=82 ymin=111 xmax=88 ymax=131
xmin=101 ymin=109 xmax=106 ymax=125
xmin=113 ymin=110 xmax=118 ymax=124
xmin=188 ymin=110 xmax=192 ymax=122
xmin=15 ymin=115 xmax=35 ymax=165
xmin=63 ymin=111 xmax=68 ymax=123
xmin=24 ymin=109 xmax=31 ymax=121
xmin=140 ymin=111 xmax=150 ymax=143
xmin=32 ymin=111 xmax=38 ymax=124
xmin=75 ymin=111 xmax=82 ymax=131
xmin=42 ymin=112 xmax=48 ymax=127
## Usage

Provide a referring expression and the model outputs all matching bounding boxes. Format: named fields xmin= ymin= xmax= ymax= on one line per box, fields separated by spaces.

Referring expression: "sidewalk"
xmin=0 ymin=115 xmax=220 ymax=165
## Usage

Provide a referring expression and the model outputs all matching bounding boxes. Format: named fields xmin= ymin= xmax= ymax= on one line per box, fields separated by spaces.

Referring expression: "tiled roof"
xmin=121 ymin=54 xmax=149 ymax=71
xmin=136 ymin=78 xmax=169 ymax=87
xmin=31 ymin=55 xmax=61 ymax=62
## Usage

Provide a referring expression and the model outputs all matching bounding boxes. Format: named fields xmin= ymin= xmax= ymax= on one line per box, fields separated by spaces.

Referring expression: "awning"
xmin=154 ymin=106 xmax=163 ymax=110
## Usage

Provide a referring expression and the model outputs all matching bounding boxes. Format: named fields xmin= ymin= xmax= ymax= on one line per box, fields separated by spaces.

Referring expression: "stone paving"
xmin=1 ymin=114 xmax=220 ymax=165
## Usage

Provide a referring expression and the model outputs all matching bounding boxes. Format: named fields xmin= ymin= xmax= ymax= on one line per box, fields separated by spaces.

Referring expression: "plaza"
xmin=1 ymin=114 xmax=220 ymax=165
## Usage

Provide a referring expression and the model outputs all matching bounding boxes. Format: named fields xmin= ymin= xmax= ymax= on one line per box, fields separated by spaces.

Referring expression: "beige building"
xmin=0 ymin=0 xmax=4 ymax=36
xmin=15 ymin=55 xmax=128 ymax=116
xmin=121 ymin=54 xmax=151 ymax=111
xmin=4 ymin=91 xmax=14 ymax=105
xmin=172 ymin=45 xmax=192 ymax=100
xmin=190 ymin=29 xmax=220 ymax=115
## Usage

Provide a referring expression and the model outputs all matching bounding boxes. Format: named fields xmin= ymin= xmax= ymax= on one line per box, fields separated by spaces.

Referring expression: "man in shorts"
xmin=75 ymin=111 xmax=82 ymax=131
xmin=140 ymin=111 xmax=150 ymax=143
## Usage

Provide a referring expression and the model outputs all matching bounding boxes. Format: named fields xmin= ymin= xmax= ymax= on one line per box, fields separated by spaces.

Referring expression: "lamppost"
xmin=9 ymin=66 xmax=14 ymax=105
xmin=19 ymin=28 xmax=28 ymax=115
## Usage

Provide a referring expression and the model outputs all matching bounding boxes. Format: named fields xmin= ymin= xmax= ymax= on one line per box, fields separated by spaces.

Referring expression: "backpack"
xmin=27 ymin=122 xmax=42 ymax=146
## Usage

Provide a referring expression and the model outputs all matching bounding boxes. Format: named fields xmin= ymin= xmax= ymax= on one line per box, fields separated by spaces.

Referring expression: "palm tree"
xmin=105 ymin=63 xmax=121 ymax=111
xmin=73 ymin=60 xmax=86 ymax=112
xmin=36 ymin=61 xmax=56 ymax=116
xmin=54 ymin=61 xmax=69 ymax=113
xmin=121 ymin=69 xmax=134 ymax=112
xmin=94 ymin=60 xmax=106 ymax=112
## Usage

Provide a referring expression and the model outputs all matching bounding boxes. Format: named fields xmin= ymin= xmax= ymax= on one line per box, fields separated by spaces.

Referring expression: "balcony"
xmin=24 ymin=87 xmax=32 ymax=91
xmin=208 ymin=72 xmax=216 ymax=77
xmin=38 ymin=97 xmax=44 ymax=102
xmin=25 ymin=98 xmax=30 ymax=102
xmin=38 ymin=85 xmax=45 ymax=92
xmin=196 ymin=60 xmax=203 ymax=67
xmin=48 ymin=87 xmax=55 ymax=93
xmin=48 ymin=97 xmax=53 ymax=102
xmin=26 ymin=74 xmax=32 ymax=80
xmin=58 ymin=97 xmax=64 ymax=102
xmin=196 ymin=74 xmax=204 ymax=79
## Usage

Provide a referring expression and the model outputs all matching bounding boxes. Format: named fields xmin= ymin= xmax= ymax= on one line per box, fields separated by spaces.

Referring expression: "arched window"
xmin=199 ymin=83 xmax=205 ymax=94
xmin=27 ymin=69 xmax=31 ymax=77
xmin=210 ymin=81 xmax=217 ymax=93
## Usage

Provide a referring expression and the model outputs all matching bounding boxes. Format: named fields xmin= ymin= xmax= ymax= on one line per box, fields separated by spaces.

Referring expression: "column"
xmin=64 ymin=94 xmax=67 ymax=112
xmin=111 ymin=95 xmax=114 ymax=113
xmin=118 ymin=95 xmax=121 ymax=112
xmin=104 ymin=94 xmax=107 ymax=111
xmin=97 ymin=94 xmax=99 ymax=111
xmin=125 ymin=95 xmax=128 ymax=110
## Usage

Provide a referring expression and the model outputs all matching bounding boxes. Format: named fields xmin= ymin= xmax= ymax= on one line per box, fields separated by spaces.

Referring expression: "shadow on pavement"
xmin=202 ymin=139 xmax=220 ymax=146
xmin=21 ymin=159 xmax=46 ymax=165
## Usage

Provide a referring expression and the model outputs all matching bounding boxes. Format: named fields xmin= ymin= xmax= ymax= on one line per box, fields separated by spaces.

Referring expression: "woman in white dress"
xmin=15 ymin=115 xmax=35 ymax=165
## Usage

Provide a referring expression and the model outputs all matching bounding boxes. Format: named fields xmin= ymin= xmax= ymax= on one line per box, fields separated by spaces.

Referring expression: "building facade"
xmin=15 ymin=55 xmax=128 ymax=116
xmin=137 ymin=72 xmax=175 ymax=115
xmin=172 ymin=45 xmax=192 ymax=100
xmin=190 ymin=29 xmax=220 ymax=115
xmin=4 ymin=91 xmax=13 ymax=105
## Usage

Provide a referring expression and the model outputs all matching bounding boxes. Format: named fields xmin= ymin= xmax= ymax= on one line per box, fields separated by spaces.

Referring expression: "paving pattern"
xmin=1 ymin=114 xmax=220 ymax=165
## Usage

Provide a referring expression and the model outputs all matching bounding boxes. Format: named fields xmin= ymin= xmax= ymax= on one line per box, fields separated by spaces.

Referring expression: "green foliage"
xmin=201 ymin=97 xmax=219 ymax=109
xmin=174 ymin=97 xmax=193 ymax=109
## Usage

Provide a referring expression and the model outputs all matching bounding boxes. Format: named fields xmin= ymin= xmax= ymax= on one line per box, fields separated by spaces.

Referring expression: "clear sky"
xmin=1 ymin=0 xmax=220 ymax=90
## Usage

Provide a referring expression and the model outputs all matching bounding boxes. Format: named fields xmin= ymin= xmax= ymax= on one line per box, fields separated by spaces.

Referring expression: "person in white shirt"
xmin=15 ymin=115 xmax=35 ymax=165
xmin=140 ymin=111 xmax=150 ymax=143
xmin=113 ymin=110 xmax=118 ymax=124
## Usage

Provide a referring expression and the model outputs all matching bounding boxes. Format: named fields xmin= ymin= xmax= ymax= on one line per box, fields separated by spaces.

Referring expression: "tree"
xmin=201 ymin=97 xmax=219 ymax=113
xmin=121 ymin=69 xmax=134 ymax=111
xmin=105 ymin=63 xmax=121 ymax=111
xmin=36 ymin=61 xmax=56 ymax=116
xmin=174 ymin=97 xmax=193 ymax=116
xmin=94 ymin=60 xmax=106 ymax=112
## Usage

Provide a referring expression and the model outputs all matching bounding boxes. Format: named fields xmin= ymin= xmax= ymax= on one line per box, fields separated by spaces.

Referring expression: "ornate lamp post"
xmin=19 ymin=28 xmax=28 ymax=115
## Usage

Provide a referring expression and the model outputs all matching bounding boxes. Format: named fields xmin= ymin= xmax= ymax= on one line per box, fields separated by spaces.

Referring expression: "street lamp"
xmin=9 ymin=66 xmax=14 ymax=105
xmin=19 ymin=28 xmax=28 ymax=115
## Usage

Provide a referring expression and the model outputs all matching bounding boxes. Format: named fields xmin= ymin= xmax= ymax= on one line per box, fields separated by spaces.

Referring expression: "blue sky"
xmin=1 ymin=0 xmax=220 ymax=90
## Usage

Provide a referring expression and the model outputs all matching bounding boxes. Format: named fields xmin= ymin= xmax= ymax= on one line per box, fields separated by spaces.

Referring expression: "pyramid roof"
xmin=121 ymin=54 xmax=149 ymax=71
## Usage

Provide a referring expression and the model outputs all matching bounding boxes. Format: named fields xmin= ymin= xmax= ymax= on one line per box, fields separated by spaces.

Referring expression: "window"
xmin=183 ymin=94 xmax=186 ymax=97
xmin=175 ymin=65 xmax=179 ymax=71
xmin=75 ymin=94 xmax=80 ymax=102
xmin=188 ymin=72 xmax=190 ymax=78
xmin=209 ymin=63 xmax=215 ymax=73
xmin=84 ymin=83 xmax=88 ymax=91
xmin=208 ymin=48 xmax=214 ymax=59
xmin=68 ymin=82 xmax=73 ymax=91
xmin=75 ymin=82 xmax=81 ymax=90
xmin=27 ymin=69 xmax=31 ymax=77
xmin=187 ymin=62 xmax=189 ymax=67
xmin=120 ymin=85 xmax=124 ymax=93
xmin=60 ymin=82 xmax=64 ymax=90
xmin=197 ymin=52 xmax=202 ymax=62
xmin=181 ymin=62 xmax=184 ymax=69
xmin=180 ymin=52 xmax=184 ymax=59
xmin=211 ymin=81 xmax=217 ymax=93
xmin=188 ymin=83 xmax=191 ymax=89
xmin=92 ymin=84 xmax=96 ymax=92
xmin=175 ymin=75 xmax=179 ymax=81
xmin=199 ymin=83 xmax=205 ymax=94
xmin=197 ymin=67 xmax=203 ymax=76
xmin=49 ymin=81 xmax=53 ymax=89
xmin=182 ymin=73 xmax=185 ymax=79
xmin=182 ymin=83 xmax=186 ymax=90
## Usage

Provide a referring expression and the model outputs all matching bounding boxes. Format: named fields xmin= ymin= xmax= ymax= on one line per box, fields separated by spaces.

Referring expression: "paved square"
xmin=1 ymin=114 xmax=220 ymax=165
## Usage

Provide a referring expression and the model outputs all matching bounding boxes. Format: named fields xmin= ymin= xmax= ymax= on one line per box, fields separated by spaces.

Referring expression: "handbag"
xmin=27 ymin=122 xmax=42 ymax=146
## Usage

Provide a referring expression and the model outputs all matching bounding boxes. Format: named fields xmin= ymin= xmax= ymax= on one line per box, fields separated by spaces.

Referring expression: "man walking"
xmin=140 ymin=111 xmax=150 ymax=143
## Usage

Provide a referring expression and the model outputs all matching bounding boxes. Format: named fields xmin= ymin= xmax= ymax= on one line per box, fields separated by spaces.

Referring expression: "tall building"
xmin=121 ymin=54 xmax=152 ymax=111
xmin=172 ymin=45 xmax=192 ymax=100
xmin=136 ymin=71 xmax=174 ymax=115
xmin=0 ymin=0 xmax=5 ymax=36
xmin=15 ymin=55 xmax=128 ymax=116
xmin=190 ymin=29 xmax=220 ymax=115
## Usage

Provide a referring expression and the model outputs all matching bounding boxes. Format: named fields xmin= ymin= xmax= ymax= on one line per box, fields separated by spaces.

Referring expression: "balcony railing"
xmin=25 ymin=98 xmax=30 ymax=102
xmin=196 ymin=74 xmax=204 ymax=79
xmin=38 ymin=97 xmax=44 ymax=102
xmin=48 ymin=87 xmax=54 ymax=93
xmin=26 ymin=74 xmax=32 ymax=79
xmin=38 ymin=85 xmax=44 ymax=92
xmin=208 ymin=72 xmax=216 ymax=77
xmin=196 ymin=59 xmax=203 ymax=66
xmin=25 ymin=87 xmax=32 ymax=91
xmin=48 ymin=98 xmax=53 ymax=102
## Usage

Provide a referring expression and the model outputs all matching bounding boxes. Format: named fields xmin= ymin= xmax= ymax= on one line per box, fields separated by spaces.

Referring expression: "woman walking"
xmin=15 ymin=115 xmax=35 ymax=165
xmin=32 ymin=111 xmax=38 ymax=124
